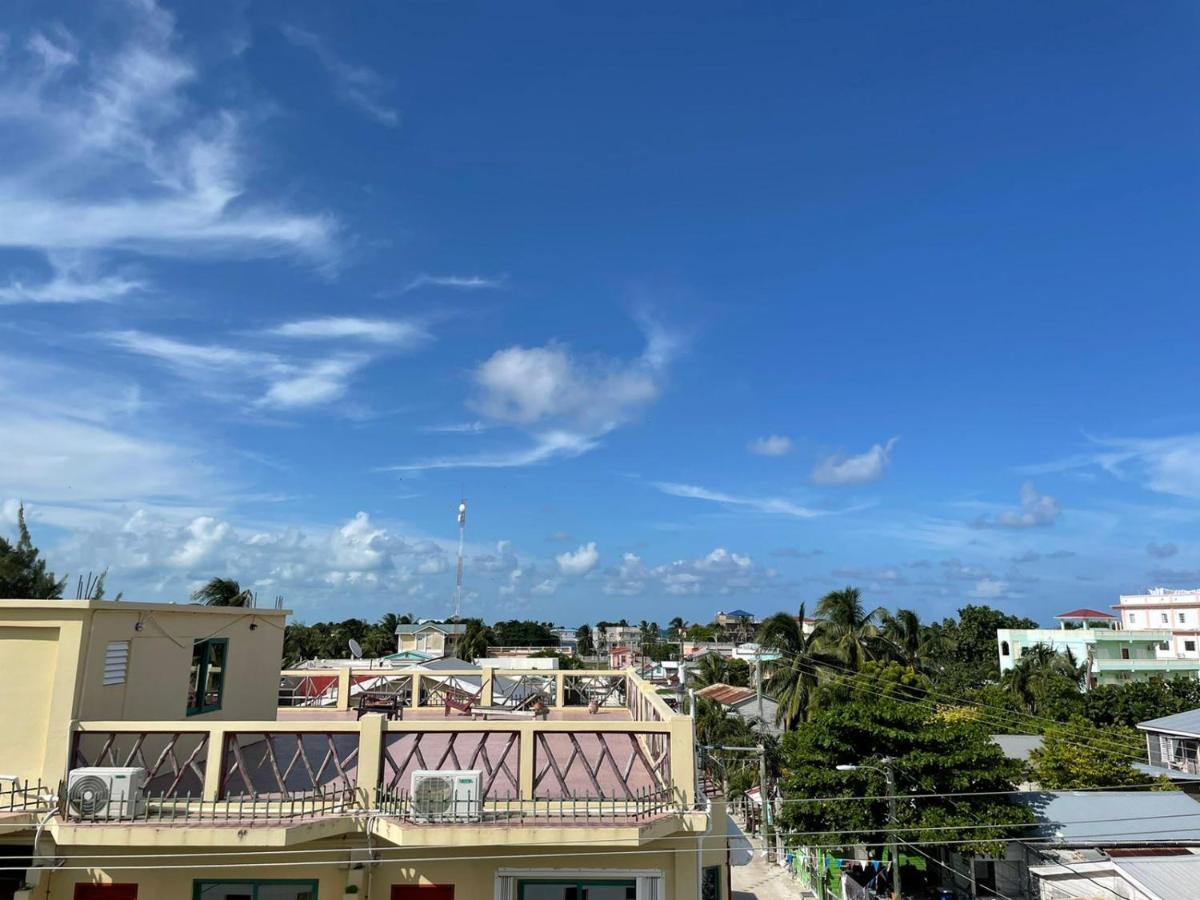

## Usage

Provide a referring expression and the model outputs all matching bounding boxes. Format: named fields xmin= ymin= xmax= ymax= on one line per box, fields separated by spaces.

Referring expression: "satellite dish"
xmin=348 ymin=639 xmax=363 ymax=660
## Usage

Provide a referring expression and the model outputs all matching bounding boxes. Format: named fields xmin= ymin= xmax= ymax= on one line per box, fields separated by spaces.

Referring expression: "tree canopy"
xmin=0 ymin=504 xmax=66 ymax=599
xmin=776 ymin=664 xmax=1033 ymax=857
xmin=1029 ymin=719 xmax=1148 ymax=789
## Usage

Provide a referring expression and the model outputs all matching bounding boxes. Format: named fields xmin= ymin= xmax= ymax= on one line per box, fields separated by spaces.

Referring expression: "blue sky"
xmin=2 ymin=0 xmax=1198 ymax=626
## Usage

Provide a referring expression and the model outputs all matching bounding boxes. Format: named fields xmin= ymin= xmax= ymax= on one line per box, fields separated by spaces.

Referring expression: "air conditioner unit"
xmin=67 ymin=767 xmax=147 ymax=819
xmin=410 ymin=770 xmax=482 ymax=822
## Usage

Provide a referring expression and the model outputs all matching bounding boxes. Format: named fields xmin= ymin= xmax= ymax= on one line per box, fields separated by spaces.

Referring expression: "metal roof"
xmin=1137 ymin=708 xmax=1200 ymax=737
xmin=1111 ymin=855 xmax=1200 ymax=899
xmin=991 ymin=734 xmax=1043 ymax=762
xmin=696 ymin=683 xmax=757 ymax=705
xmin=394 ymin=622 xmax=468 ymax=635
xmin=1055 ymin=608 xmax=1116 ymax=619
xmin=1018 ymin=791 xmax=1200 ymax=844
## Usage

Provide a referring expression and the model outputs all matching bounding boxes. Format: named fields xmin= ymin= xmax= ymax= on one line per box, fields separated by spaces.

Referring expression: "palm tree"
xmin=191 ymin=577 xmax=252 ymax=607
xmin=689 ymin=654 xmax=730 ymax=689
xmin=1002 ymin=644 xmax=1086 ymax=713
xmin=459 ymin=619 xmax=491 ymax=662
xmin=668 ymin=617 xmax=686 ymax=640
xmin=879 ymin=608 xmax=948 ymax=671
xmin=378 ymin=612 xmax=401 ymax=634
xmin=575 ymin=624 xmax=595 ymax=657
xmin=814 ymin=587 xmax=884 ymax=669
xmin=756 ymin=603 xmax=832 ymax=728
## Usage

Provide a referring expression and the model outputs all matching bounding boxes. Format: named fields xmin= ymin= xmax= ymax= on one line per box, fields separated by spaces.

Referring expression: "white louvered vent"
xmin=103 ymin=641 xmax=130 ymax=686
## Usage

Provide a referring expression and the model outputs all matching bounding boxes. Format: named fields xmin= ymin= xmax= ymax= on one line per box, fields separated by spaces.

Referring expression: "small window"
xmin=1121 ymin=648 xmax=1131 ymax=660
xmin=1162 ymin=613 xmax=1170 ymax=624
xmin=1001 ymin=641 xmax=1011 ymax=657
xmin=1181 ymin=613 xmax=1187 ymax=624
xmin=1159 ymin=642 xmax=1170 ymax=651
xmin=104 ymin=641 xmax=130 ymax=686
xmin=1187 ymin=641 xmax=1197 ymax=652
xmin=702 ymin=865 xmax=722 ymax=900
xmin=188 ymin=638 xmax=228 ymax=716
xmin=1129 ymin=613 xmax=1136 ymax=624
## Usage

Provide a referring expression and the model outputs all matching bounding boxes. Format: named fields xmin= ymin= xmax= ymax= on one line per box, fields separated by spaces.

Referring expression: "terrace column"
xmin=519 ymin=722 xmax=536 ymax=801
xmin=337 ymin=667 xmax=352 ymax=712
xmin=356 ymin=713 xmax=385 ymax=808
xmin=555 ymin=671 xmax=566 ymax=708
xmin=202 ymin=727 xmax=227 ymax=800
xmin=481 ymin=667 xmax=494 ymax=707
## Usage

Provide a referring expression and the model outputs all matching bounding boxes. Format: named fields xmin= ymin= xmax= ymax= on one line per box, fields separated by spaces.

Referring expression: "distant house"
xmin=394 ymin=621 xmax=467 ymax=657
xmin=714 ymin=609 xmax=757 ymax=628
xmin=609 ymin=645 xmax=634 ymax=669
xmin=695 ymin=682 xmax=780 ymax=736
xmin=1137 ymin=708 xmax=1200 ymax=780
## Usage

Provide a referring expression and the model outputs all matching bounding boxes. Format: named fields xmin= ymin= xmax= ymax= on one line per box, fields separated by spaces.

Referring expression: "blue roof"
xmin=1017 ymin=791 xmax=1200 ymax=844
xmin=723 ymin=609 xmax=755 ymax=618
xmin=394 ymin=622 xmax=467 ymax=635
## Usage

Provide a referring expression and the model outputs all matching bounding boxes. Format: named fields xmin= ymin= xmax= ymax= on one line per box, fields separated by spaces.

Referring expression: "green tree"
xmin=667 ymin=616 xmax=686 ymax=640
xmin=685 ymin=623 xmax=718 ymax=642
xmin=491 ymin=619 xmax=556 ymax=646
xmin=575 ymin=624 xmax=595 ymax=656
xmin=1082 ymin=678 xmax=1200 ymax=727
xmin=777 ymin=665 xmax=1033 ymax=858
xmin=758 ymin=603 xmax=834 ymax=728
xmin=530 ymin=649 xmax=585 ymax=670
xmin=1030 ymin=719 xmax=1147 ymax=789
xmin=459 ymin=619 xmax=493 ymax=661
xmin=689 ymin=654 xmax=752 ymax=689
xmin=0 ymin=504 xmax=66 ymax=599
xmin=1002 ymin=645 xmax=1085 ymax=717
xmin=814 ymin=587 xmax=884 ymax=669
xmin=879 ymin=608 xmax=947 ymax=672
xmin=191 ymin=577 xmax=252 ymax=607
xmin=931 ymin=605 xmax=1040 ymax=690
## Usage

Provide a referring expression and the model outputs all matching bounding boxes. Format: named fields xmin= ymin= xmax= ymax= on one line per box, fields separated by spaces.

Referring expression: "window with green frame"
xmin=187 ymin=638 xmax=228 ymax=716
xmin=701 ymin=865 xmax=721 ymax=900
xmin=516 ymin=880 xmax=636 ymax=900
xmin=193 ymin=879 xmax=317 ymax=900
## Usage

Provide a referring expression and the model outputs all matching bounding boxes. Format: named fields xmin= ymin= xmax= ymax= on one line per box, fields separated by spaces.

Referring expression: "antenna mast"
xmin=453 ymin=498 xmax=467 ymax=620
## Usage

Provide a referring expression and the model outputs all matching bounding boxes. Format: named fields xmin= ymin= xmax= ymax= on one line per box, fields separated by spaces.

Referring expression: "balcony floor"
xmin=276 ymin=705 xmax=636 ymax=722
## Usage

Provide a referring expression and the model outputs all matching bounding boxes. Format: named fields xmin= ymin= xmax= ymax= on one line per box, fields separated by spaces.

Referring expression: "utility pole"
xmin=884 ymin=757 xmax=901 ymax=900
xmin=755 ymin=652 xmax=772 ymax=857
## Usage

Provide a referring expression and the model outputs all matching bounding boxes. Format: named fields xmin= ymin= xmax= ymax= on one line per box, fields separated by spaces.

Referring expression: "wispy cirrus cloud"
xmin=812 ymin=437 xmax=898 ymax=486
xmin=0 ymin=0 xmax=336 ymax=304
xmin=104 ymin=330 xmax=369 ymax=411
xmin=1023 ymin=434 xmax=1200 ymax=501
xmin=267 ymin=316 xmax=430 ymax=347
xmin=652 ymin=481 xmax=827 ymax=519
xmin=382 ymin=431 xmax=597 ymax=472
xmin=280 ymin=24 xmax=399 ymax=127
xmin=396 ymin=274 xmax=507 ymax=295
xmin=0 ymin=253 xmax=145 ymax=305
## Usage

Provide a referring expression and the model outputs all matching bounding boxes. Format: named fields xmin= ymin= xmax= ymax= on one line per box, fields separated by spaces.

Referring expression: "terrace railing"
xmin=68 ymin=669 xmax=694 ymax=827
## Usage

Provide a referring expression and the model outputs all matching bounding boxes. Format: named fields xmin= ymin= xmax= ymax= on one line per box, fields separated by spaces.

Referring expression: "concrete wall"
xmin=20 ymin=823 xmax=730 ymax=900
xmin=0 ymin=600 xmax=286 ymax=785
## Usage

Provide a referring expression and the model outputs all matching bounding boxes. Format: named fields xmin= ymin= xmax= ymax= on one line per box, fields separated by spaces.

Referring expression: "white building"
xmin=998 ymin=606 xmax=1200 ymax=688
xmin=1116 ymin=587 xmax=1200 ymax=658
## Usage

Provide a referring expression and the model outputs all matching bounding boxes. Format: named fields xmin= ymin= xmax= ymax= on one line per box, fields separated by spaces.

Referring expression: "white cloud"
xmin=653 ymin=481 xmax=827 ymax=519
xmin=170 ymin=516 xmax=231 ymax=567
xmin=268 ymin=317 xmax=430 ymax=348
xmin=398 ymin=274 xmax=506 ymax=295
xmin=973 ymin=482 xmax=1062 ymax=529
xmin=390 ymin=318 xmax=679 ymax=471
xmin=104 ymin=330 xmax=370 ymax=410
xmin=974 ymin=578 xmax=1007 ymax=599
xmin=0 ymin=1 xmax=335 ymax=299
xmin=748 ymin=435 xmax=793 ymax=457
xmin=604 ymin=547 xmax=768 ymax=598
xmin=1025 ymin=434 xmax=1200 ymax=501
xmin=281 ymin=25 xmax=399 ymax=127
xmin=811 ymin=438 xmax=898 ymax=486
xmin=0 ymin=253 xmax=143 ymax=305
xmin=556 ymin=542 xmax=599 ymax=576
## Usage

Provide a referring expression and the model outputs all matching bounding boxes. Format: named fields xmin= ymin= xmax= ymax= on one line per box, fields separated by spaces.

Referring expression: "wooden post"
xmin=411 ymin=673 xmax=422 ymax=708
xmin=669 ymin=716 xmax=694 ymax=809
xmin=555 ymin=670 xmax=566 ymax=708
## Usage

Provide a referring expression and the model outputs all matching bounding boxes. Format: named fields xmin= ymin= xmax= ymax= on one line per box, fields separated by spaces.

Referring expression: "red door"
xmin=392 ymin=888 xmax=454 ymax=900
xmin=74 ymin=887 xmax=138 ymax=900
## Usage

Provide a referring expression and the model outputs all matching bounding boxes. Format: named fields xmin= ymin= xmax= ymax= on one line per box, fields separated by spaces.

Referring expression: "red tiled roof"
xmin=1055 ymin=608 xmax=1115 ymax=619
xmin=696 ymin=682 xmax=757 ymax=706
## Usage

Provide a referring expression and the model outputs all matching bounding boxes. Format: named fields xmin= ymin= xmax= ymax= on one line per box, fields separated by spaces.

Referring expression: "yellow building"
xmin=0 ymin=599 xmax=728 ymax=900
xmin=393 ymin=623 xmax=467 ymax=658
